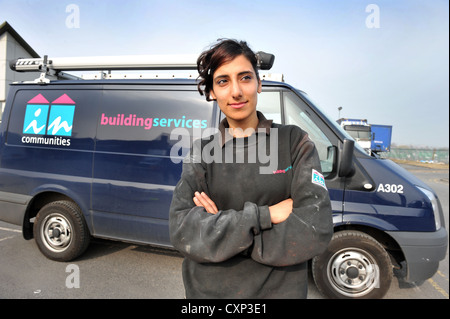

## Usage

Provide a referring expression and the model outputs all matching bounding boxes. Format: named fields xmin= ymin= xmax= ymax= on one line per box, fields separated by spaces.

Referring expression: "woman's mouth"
xmin=229 ymin=101 xmax=247 ymax=109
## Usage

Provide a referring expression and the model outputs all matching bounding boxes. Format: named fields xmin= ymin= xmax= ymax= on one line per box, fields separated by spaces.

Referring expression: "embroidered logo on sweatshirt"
xmin=273 ymin=165 xmax=292 ymax=174
xmin=312 ymin=169 xmax=327 ymax=190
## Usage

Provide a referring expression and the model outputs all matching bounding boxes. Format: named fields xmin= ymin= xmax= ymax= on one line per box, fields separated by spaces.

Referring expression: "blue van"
xmin=0 ymin=56 xmax=447 ymax=299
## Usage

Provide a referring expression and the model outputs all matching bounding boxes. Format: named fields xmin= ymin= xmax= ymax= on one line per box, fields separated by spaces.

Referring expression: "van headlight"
xmin=417 ymin=186 xmax=442 ymax=230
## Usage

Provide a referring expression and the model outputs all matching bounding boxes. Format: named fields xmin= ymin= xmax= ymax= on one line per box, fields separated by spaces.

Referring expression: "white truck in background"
xmin=337 ymin=118 xmax=371 ymax=154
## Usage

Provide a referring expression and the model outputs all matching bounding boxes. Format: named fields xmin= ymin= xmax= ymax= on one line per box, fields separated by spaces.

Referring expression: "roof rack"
xmin=10 ymin=52 xmax=275 ymax=84
xmin=80 ymin=72 xmax=284 ymax=82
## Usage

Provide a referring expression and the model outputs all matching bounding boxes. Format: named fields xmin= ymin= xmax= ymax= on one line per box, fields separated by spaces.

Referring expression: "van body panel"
xmin=328 ymin=188 xmax=344 ymax=225
xmin=91 ymin=208 xmax=172 ymax=247
xmin=345 ymin=157 xmax=436 ymax=232
xmin=0 ymin=191 xmax=30 ymax=225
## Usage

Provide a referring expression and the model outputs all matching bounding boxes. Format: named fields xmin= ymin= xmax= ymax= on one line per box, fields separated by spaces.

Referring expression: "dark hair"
xmin=197 ymin=39 xmax=260 ymax=101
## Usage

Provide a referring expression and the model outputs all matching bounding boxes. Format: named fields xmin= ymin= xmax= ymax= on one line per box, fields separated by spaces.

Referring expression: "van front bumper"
xmin=386 ymin=228 xmax=448 ymax=283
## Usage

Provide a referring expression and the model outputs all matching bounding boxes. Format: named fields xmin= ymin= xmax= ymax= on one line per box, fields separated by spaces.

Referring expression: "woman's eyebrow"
xmin=238 ymin=70 xmax=254 ymax=76
xmin=214 ymin=70 xmax=254 ymax=81
xmin=214 ymin=74 xmax=229 ymax=81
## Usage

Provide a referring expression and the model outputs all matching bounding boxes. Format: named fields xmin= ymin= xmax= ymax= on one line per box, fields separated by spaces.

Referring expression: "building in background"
xmin=0 ymin=21 xmax=40 ymax=122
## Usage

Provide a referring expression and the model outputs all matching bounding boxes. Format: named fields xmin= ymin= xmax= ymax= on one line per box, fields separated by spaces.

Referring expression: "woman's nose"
xmin=231 ymin=81 xmax=243 ymax=99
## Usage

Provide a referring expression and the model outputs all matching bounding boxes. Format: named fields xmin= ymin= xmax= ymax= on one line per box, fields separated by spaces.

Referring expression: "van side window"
xmin=284 ymin=91 xmax=334 ymax=176
xmin=257 ymin=91 xmax=282 ymax=124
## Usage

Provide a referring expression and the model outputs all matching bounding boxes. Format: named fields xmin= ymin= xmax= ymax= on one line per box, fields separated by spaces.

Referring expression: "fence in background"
xmin=384 ymin=148 xmax=449 ymax=164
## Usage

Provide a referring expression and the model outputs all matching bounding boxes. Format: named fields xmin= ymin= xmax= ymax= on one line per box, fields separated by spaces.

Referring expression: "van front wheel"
xmin=312 ymin=230 xmax=392 ymax=299
xmin=34 ymin=200 xmax=90 ymax=262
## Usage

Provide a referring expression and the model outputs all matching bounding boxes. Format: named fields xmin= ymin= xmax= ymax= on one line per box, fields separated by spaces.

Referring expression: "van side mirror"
xmin=256 ymin=51 xmax=275 ymax=70
xmin=338 ymin=139 xmax=355 ymax=177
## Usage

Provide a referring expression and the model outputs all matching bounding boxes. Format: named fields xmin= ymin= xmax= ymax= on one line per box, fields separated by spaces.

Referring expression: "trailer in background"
xmin=371 ymin=124 xmax=393 ymax=153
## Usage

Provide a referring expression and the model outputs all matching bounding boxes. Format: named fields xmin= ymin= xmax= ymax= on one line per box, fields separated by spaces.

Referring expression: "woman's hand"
xmin=269 ymin=198 xmax=293 ymax=224
xmin=193 ymin=192 xmax=219 ymax=214
xmin=193 ymin=192 xmax=293 ymax=224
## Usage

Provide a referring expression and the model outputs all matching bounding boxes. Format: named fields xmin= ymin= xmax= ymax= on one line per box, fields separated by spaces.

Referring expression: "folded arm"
xmin=249 ymin=130 xmax=333 ymax=266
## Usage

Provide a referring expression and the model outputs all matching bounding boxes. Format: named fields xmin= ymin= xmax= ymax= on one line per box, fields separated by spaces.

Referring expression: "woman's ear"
xmin=210 ymin=89 xmax=217 ymax=100
xmin=257 ymin=79 xmax=262 ymax=94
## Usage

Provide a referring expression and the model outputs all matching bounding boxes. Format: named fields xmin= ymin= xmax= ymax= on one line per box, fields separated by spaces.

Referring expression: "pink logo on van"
xmin=52 ymin=94 xmax=75 ymax=104
xmin=23 ymin=93 xmax=76 ymax=137
xmin=28 ymin=93 xmax=49 ymax=104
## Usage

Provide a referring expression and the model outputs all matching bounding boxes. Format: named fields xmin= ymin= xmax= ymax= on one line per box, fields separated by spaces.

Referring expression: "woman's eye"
xmin=241 ymin=75 xmax=252 ymax=81
xmin=217 ymin=79 xmax=228 ymax=86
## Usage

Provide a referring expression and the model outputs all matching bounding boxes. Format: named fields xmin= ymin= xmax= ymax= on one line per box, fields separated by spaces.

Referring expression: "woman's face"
xmin=210 ymin=54 xmax=262 ymax=126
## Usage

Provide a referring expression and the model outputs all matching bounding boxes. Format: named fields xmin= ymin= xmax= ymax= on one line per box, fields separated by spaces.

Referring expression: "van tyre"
xmin=34 ymin=200 xmax=90 ymax=262
xmin=312 ymin=230 xmax=392 ymax=299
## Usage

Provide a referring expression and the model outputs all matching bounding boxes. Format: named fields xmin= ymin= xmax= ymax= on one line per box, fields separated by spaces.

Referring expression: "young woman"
xmin=169 ymin=39 xmax=333 ymax=298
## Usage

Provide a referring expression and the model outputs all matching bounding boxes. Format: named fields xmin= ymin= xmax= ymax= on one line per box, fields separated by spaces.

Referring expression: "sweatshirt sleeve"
xmin=169 ymin=140 xmax=272 ymax=264
xmin=250 ymin=127 xmax=333 ymax=267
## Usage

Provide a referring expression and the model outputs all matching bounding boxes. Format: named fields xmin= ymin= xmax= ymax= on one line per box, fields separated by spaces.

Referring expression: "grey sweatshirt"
xmin=169 ymin=112 xmax=333 ymax=298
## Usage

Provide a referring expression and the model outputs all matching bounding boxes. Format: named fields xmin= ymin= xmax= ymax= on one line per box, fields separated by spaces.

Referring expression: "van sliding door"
xmin=92 ymin=88 xmax=215 ymax=246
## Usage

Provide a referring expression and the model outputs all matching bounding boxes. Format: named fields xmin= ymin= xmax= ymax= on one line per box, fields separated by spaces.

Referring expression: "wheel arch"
xmin=22 ymin=191 xmax=89 ymax=240
xmin=333 ymin=224 xmax=405 ymax=268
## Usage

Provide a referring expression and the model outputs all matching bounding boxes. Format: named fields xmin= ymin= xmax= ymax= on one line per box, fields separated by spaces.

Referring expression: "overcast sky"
xmin=1 ymin=0 xmax=448 ymax=148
